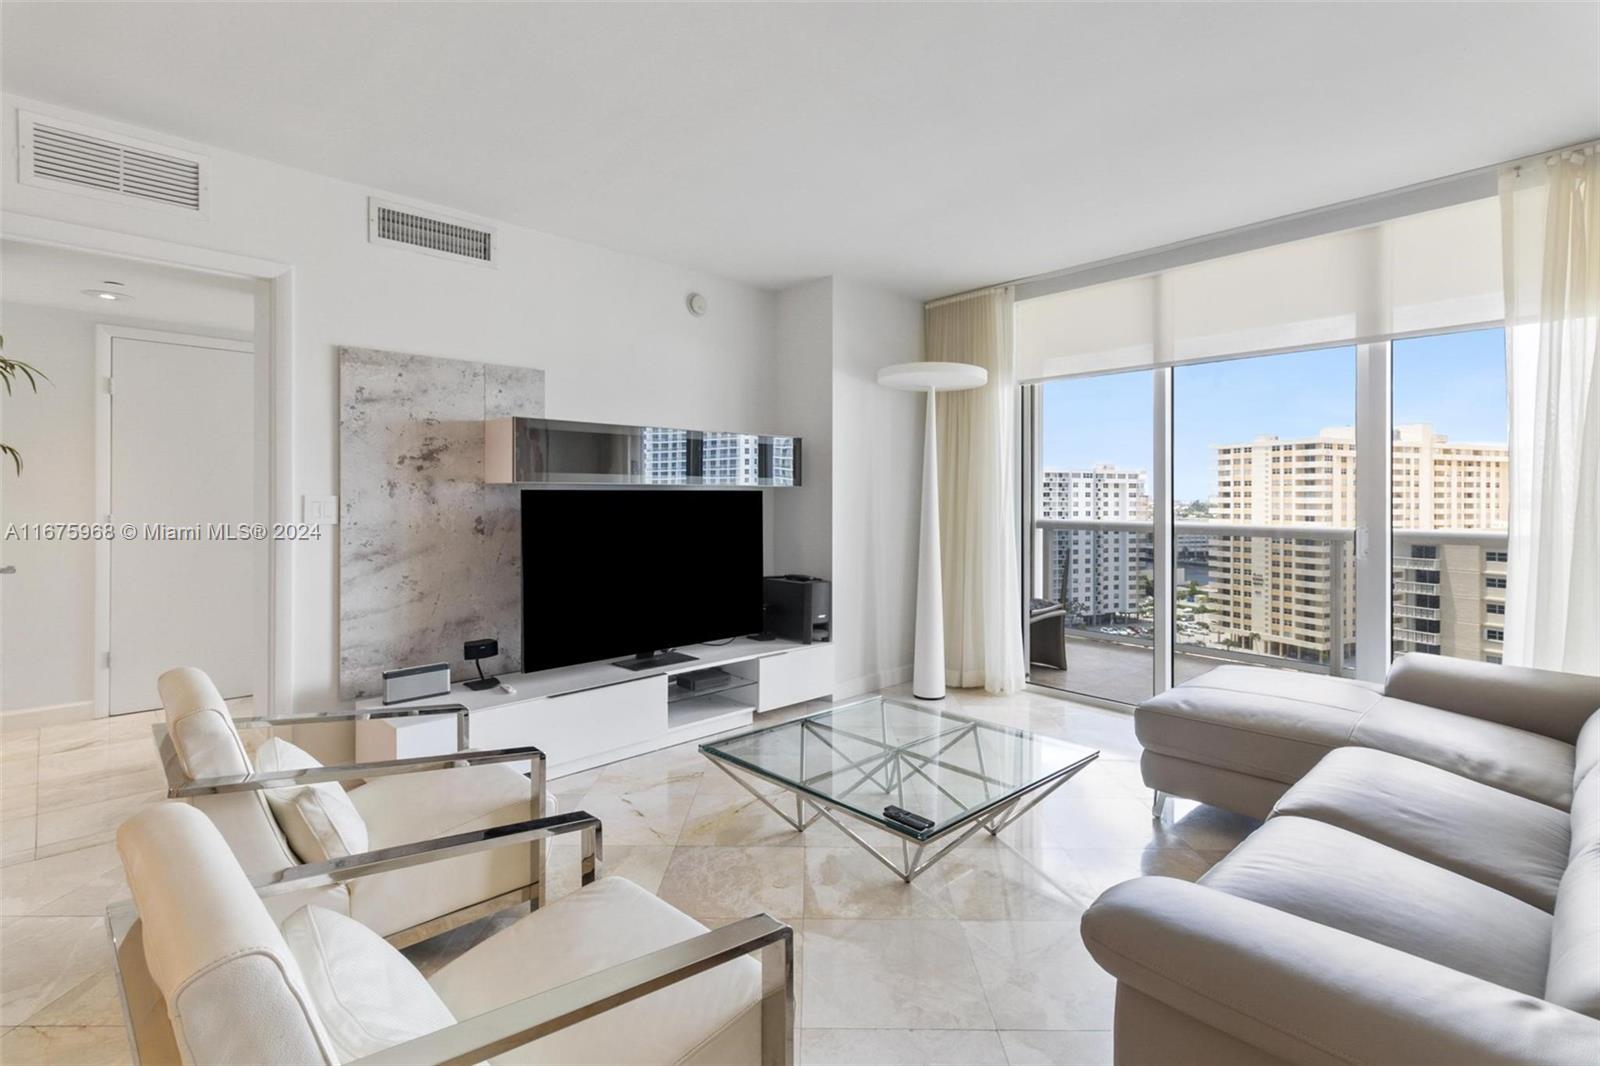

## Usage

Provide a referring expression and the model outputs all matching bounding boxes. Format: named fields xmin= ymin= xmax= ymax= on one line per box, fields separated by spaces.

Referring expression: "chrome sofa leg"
xmin=1151 ymin=789 xmax=1169 ymax=821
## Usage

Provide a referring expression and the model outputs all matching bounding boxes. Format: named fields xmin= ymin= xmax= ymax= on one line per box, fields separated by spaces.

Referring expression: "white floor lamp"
xmin=877 ymin=361 xmax=989 ymax=699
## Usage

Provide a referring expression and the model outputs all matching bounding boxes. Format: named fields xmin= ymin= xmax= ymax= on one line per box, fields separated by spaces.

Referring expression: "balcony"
xmin=1028 ymin=519 xmax=1508 ymax=703
xmin=1030 ymin=638 xmax=1222 ymax=706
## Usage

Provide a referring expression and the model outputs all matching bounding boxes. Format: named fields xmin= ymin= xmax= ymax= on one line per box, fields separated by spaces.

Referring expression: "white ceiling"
xmin=3 ymin=3 xmax=1596 ymax=298
xmin=1 ymin=240 xmax=256 ymax=333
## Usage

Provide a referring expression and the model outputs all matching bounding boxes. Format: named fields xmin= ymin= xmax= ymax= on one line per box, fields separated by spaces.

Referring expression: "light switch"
xmin=304 ymin=495 xmax=340 ymax=526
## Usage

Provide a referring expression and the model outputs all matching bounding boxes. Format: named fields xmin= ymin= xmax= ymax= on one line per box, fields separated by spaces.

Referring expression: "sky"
xmin=1040 ymin=327 xmax=1507 ymax=501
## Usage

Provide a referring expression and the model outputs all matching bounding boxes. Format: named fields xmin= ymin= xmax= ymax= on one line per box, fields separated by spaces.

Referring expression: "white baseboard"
xmin=0 ymin=700 xmax=97 ymax=732
xmin=834 ymin=664 xmax=914 ymax=702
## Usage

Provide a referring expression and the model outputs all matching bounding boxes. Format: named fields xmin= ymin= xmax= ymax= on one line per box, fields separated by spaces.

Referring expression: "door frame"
xmin=3 ymin=212 xmax=295 ymax=719
xmin=95 ymin=326 xmax=256 ymax=715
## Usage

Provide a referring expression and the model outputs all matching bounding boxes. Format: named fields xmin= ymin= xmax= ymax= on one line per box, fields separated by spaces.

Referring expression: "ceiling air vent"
xmin=18 ymin=111 xmax=207 ymax=215
xmin=367 ymin=198 xmax=496 ymax=266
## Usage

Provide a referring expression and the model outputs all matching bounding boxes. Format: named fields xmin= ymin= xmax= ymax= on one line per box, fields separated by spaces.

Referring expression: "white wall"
xmin=831 ymin=280 xmax=922 ymax=696
xmin=0 ymin=301 xmax=256 ymax=714
xmin=769 ymin=276 xmax=923 ymax=699
xmin=2 ymin=95 xmax=780 ymax=714
xmin=1 ymin=303 xmax=97 ymax=713
xmin=770 ymin=279 xmax=833 ymax=580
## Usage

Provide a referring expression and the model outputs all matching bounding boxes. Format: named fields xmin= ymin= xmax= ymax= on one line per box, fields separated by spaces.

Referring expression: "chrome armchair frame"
xmin=153 ymin=702 xmax=549 ymax=948
xmin=107 ymin=812 xmax=796 ymax=1066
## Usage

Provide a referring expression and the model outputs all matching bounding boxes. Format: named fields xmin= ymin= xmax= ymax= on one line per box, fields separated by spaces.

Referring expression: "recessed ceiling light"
xmin=81 ymin=288 xmax=132 ymax=302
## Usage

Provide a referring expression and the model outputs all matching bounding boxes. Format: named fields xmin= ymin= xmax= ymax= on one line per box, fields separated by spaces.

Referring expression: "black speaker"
xmin=463 ymin=638 xmax=500 ymax=691
xmin=763 ymin=575 xmax=831 ymax=644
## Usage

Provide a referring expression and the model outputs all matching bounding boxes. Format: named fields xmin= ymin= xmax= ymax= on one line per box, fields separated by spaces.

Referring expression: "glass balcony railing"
xmin=1390 ymin=529 xmax=1509 ymax=662
xmin=1027 ymin=519 xmax=1509 ymax=701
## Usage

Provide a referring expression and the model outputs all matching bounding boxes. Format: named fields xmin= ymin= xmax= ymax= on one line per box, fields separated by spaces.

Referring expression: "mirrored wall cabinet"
xmin=485 ymin=417 xmax=802 ymax=487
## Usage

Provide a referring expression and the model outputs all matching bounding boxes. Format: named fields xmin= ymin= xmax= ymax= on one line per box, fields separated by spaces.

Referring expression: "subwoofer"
xmin=763 ymin=575 xmax=830 ymax=644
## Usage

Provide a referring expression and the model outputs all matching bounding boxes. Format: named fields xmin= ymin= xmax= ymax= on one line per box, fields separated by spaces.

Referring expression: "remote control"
xmin=884 ymin=806 xmax=934 ymax=832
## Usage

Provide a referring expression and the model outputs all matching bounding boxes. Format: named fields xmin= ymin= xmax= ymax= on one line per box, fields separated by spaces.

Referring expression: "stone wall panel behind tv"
xmin=339 ymin=347 xmax=544 ymax=699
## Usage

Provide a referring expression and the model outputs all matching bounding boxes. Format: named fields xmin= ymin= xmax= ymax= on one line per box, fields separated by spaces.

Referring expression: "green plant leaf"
xmin=0 ymin=334 xmax=48 ymax=474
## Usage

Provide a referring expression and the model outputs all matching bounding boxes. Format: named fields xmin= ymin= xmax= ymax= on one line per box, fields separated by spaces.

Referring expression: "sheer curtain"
xmin=925 ymin=287 xmax=1025 ymax=693
xmin=1501 ymin=146 xmax=1600 ymax=675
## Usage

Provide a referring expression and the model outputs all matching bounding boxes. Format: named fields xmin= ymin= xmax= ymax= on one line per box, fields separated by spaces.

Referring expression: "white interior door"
xmin=106 ymin=333 xmax=255 ymax=714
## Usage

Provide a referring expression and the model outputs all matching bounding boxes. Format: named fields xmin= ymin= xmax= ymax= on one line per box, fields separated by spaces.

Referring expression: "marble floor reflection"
xmin=0 ymin=685 xmax=1258 ymax=1066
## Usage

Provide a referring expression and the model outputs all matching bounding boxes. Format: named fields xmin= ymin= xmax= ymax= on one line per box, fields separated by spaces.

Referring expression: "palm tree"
xmin=1 ymin=334 xmax=48 ymax=474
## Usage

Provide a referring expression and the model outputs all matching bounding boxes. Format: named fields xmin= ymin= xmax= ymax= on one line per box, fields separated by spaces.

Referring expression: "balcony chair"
xmin=1028 ymin=598 xmax=1069 ymax=670
xmin=155 ymin=666 xmax=555 ymax=946
xmin=109 ymin=801 xmax=794 ymax=1065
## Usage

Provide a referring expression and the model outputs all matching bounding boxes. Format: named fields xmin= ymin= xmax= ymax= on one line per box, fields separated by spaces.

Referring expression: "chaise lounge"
xmin=1082 ymin=655 xmax=1600 ymax=1065
xmin=1135 ymin=653 xmax=1598 ymax=819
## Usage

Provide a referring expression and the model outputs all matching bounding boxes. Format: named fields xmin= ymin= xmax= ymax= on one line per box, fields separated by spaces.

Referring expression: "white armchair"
xmin=155 ymin=667 xmax=552 ymax=946
xmin=109 ymin=802 xmax=793 ymax=1065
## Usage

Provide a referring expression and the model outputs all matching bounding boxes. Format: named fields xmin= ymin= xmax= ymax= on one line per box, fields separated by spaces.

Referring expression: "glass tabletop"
xmin=700 ymin=695 xmax=1099 ymax=839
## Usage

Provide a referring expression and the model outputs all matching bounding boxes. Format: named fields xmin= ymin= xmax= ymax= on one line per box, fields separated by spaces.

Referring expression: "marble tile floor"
xmin=0 ymin=685 xmax=1259 ymax=1065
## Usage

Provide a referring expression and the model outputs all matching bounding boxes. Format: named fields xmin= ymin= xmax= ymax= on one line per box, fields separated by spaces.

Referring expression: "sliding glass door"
xmin=1172 ymin=346 xmax=1358 ymax=680
xmin=1390 ymin=327 xmax=1509 ymax=664
xmin=1026 ymin=371 xmax=1155 ymax=704
xmin=1022 ymin=328 xmax=1506 ymax=704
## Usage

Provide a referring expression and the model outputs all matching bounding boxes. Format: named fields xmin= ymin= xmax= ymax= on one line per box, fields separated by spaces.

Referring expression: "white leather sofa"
xmin=157 ymin=666 xmax=554 ymax=945
xmin=110 ymin=802 xmax=793 ymax=1065
xmin=1136 ymin=653 xmax=1599 ymax=819
xmin=1085 ymin=657 xmax=1600 ymax=1065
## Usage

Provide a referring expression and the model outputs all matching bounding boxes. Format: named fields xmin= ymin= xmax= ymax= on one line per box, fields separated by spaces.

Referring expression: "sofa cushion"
xmin=1135 ymin=666 xmax=1383 ymax=784
xmin=1575 ymin=709 xmax=1600 ymax=789
xmin=255 ymin=739 xmax=370 ymax=864
xmin=428 ymin=876 xmax=761 ymax=1065
xmin=1350 ymin=697 xmax=1577 ymax=810
xmin=118 ymin=803 xmax=337 ymax=1066
xmin=158 ymin=666 xmax=252 ymax=780
xmin=1547 ymin=769 xmax=1600 ymax=1018
xmin=1139 ymin=750 xmax=1291 ymax=820
xmin=1200 ymin=816 xmax=1553 ymax=997
xmin=352 ymin=763 xmax=536 ymax=847
xmin=1271 ymin=746 xmax=1571 ymax=910
xmin=1386 ymin=653 xmax=1600 ymax=745
xmin=158 ymin=667 xmax=305 ymax=884
xmin=347 ymin=763 xmax=538 ymax=938
xmin=282 ymin=905 xmax=457 ymax=1062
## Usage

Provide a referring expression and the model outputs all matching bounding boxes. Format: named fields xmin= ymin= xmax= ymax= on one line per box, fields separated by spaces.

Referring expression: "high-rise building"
xmin=1204 ymin=427 xmax=1358 ymax=665
xmin=642 ymin=427 xmax=689 ymax=483
xmin=702 ymin=432 xmax=767 ymax=483
xmin=1389 ymin=424 xmax=1509 ymax=661
xmin=641 ymin=429 xmax=794 ymax=484
xmin=1202 ymin=424 xmax=1508 ymax=667
xmin=1039 ymin=466 xmax=1150 ymax=621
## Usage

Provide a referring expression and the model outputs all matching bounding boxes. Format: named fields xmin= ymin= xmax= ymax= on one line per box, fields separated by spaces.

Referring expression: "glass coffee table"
xmin=700 ymin=694 xmax=1099 ymax=881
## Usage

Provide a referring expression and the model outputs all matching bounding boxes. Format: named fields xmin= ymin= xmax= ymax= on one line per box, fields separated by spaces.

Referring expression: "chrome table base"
xmin=706 ymin=750 xmax=1097 ymax=883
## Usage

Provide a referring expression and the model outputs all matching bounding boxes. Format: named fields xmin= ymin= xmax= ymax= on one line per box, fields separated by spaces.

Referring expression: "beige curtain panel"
xmin=1501 ymin=145 xmax=1600 ymax=675
xmin=926 ymin=288 xmax=1025 ymax=693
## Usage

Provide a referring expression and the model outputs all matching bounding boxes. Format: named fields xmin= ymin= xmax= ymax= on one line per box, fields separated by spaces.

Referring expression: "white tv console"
xmin=354 ymin=637 xmax=834 ymax=778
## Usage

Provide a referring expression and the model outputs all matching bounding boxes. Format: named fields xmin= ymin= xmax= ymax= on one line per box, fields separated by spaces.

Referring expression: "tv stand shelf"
xmin=354 ymin=637 xmax=833 ymax=778
xmin=666 ymin=672 xmax=755 ymax=704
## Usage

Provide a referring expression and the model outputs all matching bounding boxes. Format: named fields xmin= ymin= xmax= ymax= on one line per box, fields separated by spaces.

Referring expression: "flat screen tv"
xmin=521 ymin=488 xmax=764 ymax=672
